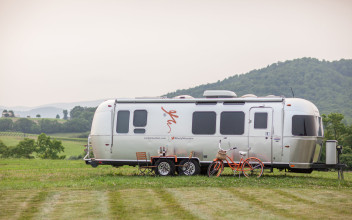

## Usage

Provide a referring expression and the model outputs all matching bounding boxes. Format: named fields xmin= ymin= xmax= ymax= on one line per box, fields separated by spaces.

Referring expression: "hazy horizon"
xmin=1 ymin=0 xmax=352 ymax=107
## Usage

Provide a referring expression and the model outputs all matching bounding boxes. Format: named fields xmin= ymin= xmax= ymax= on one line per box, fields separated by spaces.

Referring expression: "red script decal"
xmin=161 ymin=107 xmax=179 ymax=133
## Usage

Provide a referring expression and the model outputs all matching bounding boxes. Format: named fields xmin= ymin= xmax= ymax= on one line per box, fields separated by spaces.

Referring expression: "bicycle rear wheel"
xmin=207 ymin=160 xmax=224 ymax=177
xmin=242 ymin=157 xmax=264 ymax=178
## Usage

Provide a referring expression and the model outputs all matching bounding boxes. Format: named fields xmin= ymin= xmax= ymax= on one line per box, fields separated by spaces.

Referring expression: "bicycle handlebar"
xmin=218 ymin=140 xmax=237 ymax=152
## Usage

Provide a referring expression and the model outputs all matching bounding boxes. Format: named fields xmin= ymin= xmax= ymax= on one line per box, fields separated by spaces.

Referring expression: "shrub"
xmin=0 ymin=118 xmax=13 ymax=131
xmin=36 ymin=133 xmax=65 ymax=159
xmin=340 ymin=154 xmax=352 ymax=170
xmin=0 ymin=140 xmax=9 ymax=158
xmin=10 ymin=138 xmax=36 ymax=158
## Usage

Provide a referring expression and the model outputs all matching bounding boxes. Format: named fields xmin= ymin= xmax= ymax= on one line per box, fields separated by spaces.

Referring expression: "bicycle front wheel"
xmin=242 ymin=157 xmax=264 ymax=178
xmin=207 ymin=160 xmax=224 ymax=177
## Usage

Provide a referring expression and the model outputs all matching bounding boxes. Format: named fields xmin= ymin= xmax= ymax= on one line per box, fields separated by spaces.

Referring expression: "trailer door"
xmin=248 ymin=107 xmax=273 ymax=163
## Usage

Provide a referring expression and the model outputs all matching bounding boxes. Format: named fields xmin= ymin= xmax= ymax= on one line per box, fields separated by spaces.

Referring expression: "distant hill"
xmin=0 ymin=99 xmax=105 ymax=118
xmin=166 ymin=58 xmax=352 ymax=123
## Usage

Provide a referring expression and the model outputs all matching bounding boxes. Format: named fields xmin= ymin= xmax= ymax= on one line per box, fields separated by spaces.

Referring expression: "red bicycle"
xmin=208 ymin=140 xmax=264 ymax=178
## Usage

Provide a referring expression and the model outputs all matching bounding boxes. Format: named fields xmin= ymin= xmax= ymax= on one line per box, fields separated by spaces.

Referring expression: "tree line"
xmin=0 ymin=106 xmax=96 ymax=134
xmin=166 ymin=58 xmax=352 ymax=124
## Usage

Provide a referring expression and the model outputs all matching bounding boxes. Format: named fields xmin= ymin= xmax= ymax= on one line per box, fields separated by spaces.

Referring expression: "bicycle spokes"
xmin=208 ymin=160 xmax=224 ymax=177
xmin=242 ymin=157 xmax=264 ymax=178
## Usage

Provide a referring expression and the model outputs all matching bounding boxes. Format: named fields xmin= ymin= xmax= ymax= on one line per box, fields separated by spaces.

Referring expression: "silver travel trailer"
xmin=85 ymin=90 xmax=328 ymax=175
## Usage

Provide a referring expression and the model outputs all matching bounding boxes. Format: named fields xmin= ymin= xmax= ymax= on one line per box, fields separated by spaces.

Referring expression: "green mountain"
xmin=166 ymin=58 xmax=352 ymax=123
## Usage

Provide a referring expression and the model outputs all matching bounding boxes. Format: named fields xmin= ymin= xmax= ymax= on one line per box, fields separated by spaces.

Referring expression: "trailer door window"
xmin=220 ymin=111 xmax=244 ymax=135
xmin=292 ymin=115 xmax=317 ymax=136
xmin=133 ymin=110 xmax=148 ymax=127
xmin=192 ymin=112 xmax=216 ymax=135
xmin=254 ymin=112 xmax=268 ymax=129
xmin=133 ymin=110 xmax=147 ymax=134
xmin=116 ymin=110 xmax=130 ymax=133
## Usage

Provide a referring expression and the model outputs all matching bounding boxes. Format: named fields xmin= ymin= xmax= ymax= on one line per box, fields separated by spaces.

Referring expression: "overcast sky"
xmin=1 ymin=0 xmax=352 ymax=107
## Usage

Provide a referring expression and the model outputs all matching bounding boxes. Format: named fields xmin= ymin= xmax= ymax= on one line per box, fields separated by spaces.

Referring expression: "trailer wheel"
xmin=90 ymin=161 xmax=98 ymax=168
xmin=178 ymin=159 xmax=200 ymax=176
xmin=155 ymin=159 xmax=175 ymax=176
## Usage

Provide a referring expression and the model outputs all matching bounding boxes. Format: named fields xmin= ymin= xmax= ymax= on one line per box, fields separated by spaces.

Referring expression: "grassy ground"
xmin=0 ymin=159 xmax=351 ymax=220
xmin=1 ymin=133 xmax=351 ymax=219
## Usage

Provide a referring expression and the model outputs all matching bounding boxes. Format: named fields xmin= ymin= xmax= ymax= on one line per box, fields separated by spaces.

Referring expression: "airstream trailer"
xmin=85 ymin=90 xmax=326 ymax=175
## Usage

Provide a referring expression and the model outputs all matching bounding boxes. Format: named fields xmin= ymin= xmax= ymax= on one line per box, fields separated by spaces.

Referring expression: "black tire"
xmin=155 ymin=159 xmax=176 ymax=176
xmin=200 ymin=165 xmax=209 ymax=175
xmin=90 ymin=161 xmax=99 ymax=168
xmin=207 ymin=160 xmax=224 ymax=177
xmin=242 ymin=157 xmax=264 ymax=178
xmin=178 ymin=159 xmax=201 ymax=176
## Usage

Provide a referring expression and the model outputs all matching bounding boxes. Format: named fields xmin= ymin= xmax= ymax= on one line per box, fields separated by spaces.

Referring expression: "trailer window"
xmin=116 ymin=111 xmax=130 ymax=133
xmin=192 ymin=112 xmax=216 ymax=135
xmin=292 ymin=115 xmax=317 ymax=136
xmin=317 ymin=117 xmax=323 ymax=137
xmin=220 ymin=112 xmax=244 ymax=135
xmin=133 ymin=110 xmax=148 ymax=127
xmin=254 ymin=113 xmax=268 ymax=129
xmin=134 ymin=128 xmax=145 ymax=134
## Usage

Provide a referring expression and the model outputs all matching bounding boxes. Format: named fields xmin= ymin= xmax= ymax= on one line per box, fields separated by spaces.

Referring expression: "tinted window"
xmin=292 ymin=115 xmax=317 ymax=136
xmin=116 ymin=111 xmax=130 ymax=133
xmin=254 ymin=113 xmax=268 ymax=129
xmin=223 ymin=102 xmax=245 ymax=105
xmin=133 ymin=110 xmax=147 ymax=127
xmin=192 ymin=112 xmax=216 ymax=134
xmin=220 ymin=112 xmax=245 ymax=135
xmin=134 ymin=128 xmax=145 ymax=134
xmin=318 ymin=117 xmax=322 ymax=137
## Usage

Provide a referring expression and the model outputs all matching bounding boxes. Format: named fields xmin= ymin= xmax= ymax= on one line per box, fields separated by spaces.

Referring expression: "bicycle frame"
xmin=225 ymin=155 xmax=245 ymax=172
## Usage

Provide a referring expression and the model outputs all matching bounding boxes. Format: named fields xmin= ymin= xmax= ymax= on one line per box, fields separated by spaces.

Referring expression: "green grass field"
xmin=0 ymin=158 xmax=351 ymax=220
xmin=1 ymin=133 xmax=352 ymax=219
xmin=0 ymin=133 xmax=86 ymax=158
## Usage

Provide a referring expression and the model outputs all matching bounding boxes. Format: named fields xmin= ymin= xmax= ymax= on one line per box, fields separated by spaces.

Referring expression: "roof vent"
xmin=241 ymin=94 xmax=257 ymax=98
xmin=203 ymin=90 xmax=237 ymax=98
xmin=173 ymin=95 xmax=194 ymax=99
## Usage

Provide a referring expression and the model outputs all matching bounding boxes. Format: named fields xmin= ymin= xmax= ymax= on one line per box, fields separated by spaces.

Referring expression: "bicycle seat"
xmin=239 ymin=151 xmax=247 ymax=157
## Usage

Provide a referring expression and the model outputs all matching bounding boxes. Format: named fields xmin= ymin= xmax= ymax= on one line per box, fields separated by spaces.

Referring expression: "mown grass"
xmin=1 ymin=132 xmax=352 ymax=219
xmin=0 ymin=159 xmax=351 ymax=220
xmin=0 ymin=159 xmax=351 ymax=190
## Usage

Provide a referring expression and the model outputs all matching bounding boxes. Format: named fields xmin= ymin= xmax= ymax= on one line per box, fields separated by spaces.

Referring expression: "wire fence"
xmin=0 ymin=132 xmax=38 ymax=138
